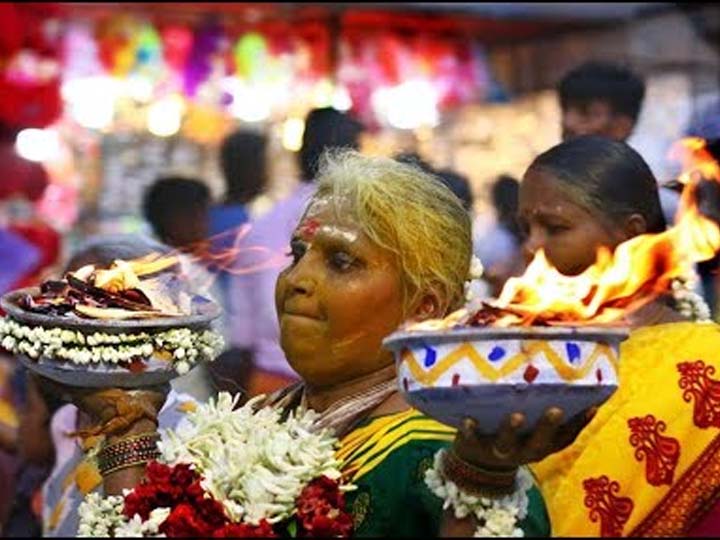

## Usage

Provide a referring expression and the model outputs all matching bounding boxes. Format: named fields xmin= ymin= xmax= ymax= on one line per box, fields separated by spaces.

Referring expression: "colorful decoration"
xmin=31 ymin=10 xmax=495 ymax=136
xmin=160 ymin=25 xmax=193 ymax=73
xmin=95 ymin=15 xmax=141 ymax=78
xmin=233 ymin=32 xmax=267 ymax=81
xmin=183 ymin=18 xmax=224 ymax=98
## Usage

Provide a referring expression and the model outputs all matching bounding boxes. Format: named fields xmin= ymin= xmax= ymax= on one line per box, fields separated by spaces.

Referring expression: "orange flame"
xmin=489 ymin=137 xmax=720 ymax=326
xmin=69 ymin=224 xmax=291 ymax=299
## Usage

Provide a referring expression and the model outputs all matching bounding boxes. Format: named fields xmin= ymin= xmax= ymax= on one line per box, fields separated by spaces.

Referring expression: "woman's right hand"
xmin=452 ymin=405 xmax=596 ymax=472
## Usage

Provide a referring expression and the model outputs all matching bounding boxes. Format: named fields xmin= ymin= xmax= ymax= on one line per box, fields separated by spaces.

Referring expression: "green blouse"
xmin=337 ymin=409 xmax=550 ymax=537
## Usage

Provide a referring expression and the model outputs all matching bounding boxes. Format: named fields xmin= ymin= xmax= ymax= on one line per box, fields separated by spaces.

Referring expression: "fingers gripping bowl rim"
xmin=383 ymin=325 xmax=629 ymax=436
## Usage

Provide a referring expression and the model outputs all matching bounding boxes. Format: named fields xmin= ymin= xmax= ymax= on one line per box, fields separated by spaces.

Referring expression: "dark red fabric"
xmin=687 ymin=498 xmax=720 ymax=537
xmin=0 ymin=143 xmax=49 ymax=202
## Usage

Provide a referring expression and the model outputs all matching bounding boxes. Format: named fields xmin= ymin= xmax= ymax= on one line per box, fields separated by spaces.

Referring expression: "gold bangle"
xmin=97 ymin=433 xmax=160 ymax=477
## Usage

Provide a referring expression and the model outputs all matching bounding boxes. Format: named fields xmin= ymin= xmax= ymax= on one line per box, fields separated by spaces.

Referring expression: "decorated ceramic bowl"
xmin=0 ymin=288 xmax=224 ymax=388
xmin=383 ymin=326 xmax=629 ymax=435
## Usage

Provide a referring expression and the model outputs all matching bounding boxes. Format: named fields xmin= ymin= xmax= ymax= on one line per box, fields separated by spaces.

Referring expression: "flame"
xmin=669 ymin=137 xmax=720 ymax=188
xmin=486 ymin=137 xmax=720 ymax=327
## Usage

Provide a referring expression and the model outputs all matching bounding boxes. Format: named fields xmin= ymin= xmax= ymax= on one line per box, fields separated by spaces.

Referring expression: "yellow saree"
xmin=532 ymin=321 xmax=720 ymax=536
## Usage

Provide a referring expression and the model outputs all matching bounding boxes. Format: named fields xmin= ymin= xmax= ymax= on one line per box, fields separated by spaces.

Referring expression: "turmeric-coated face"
xmin=275 ymin=197 xmax=405 ymax=387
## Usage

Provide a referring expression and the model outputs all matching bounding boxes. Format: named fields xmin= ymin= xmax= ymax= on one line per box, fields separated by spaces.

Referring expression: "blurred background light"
xmin=15 ymin=128 xmax=61 ymax=162
xmin=146 ymin=94 xmax=185 ymax=137
xmin=282 ymin=117 xmax=305 ymax=151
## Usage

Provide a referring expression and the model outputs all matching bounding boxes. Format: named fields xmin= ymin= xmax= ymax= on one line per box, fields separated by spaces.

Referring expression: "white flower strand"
xmin=424 ymin=450 xmax=531 ymax=538
xmin=671 ymin=276 xmax=712 ymax=322
xmin=464 ymin=255 xmax=485 ymax=303
xmin=115 ymin=508 xmax=171 ymax=538
xmin=0 ymin=318 xmax=224 ymax=374
xmin=78 ymin=493 xmax=126 ymax=537
xmin=78 ymin=392 xmax=351 ymax=536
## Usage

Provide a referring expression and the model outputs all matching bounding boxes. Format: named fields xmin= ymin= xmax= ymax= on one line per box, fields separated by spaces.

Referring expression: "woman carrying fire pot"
xmin=518 ymin=135 xmax=720 ymax=536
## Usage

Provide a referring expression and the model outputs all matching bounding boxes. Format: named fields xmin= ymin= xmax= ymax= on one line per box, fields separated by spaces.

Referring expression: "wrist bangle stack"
xmin=441 ymin=447 xmax=518 ymax=496
xmin=97 ymin=432 xmax=161 ymax=477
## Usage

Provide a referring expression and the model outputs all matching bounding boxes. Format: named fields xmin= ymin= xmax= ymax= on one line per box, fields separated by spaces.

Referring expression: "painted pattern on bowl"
xmin=384 ymin=326 xmax=628 ymax=434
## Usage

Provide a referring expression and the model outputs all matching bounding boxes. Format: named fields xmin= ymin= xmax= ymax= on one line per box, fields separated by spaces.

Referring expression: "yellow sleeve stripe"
xmin=345 ymin=419 xmax=454 ymax=465
xmin=336 ymin=410 xmax=417 ymax=461
xmin=351 ymin=431 xmax=454 ymax=482
xmin=336 ymin=410 xmax=454 ymax=464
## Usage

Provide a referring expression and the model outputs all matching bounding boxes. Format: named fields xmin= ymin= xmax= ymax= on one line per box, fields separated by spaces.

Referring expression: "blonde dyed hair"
xmin=313 ymin=150 xmax=472 ymax=315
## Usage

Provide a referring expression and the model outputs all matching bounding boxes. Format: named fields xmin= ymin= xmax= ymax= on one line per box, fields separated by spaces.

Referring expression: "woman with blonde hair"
xmin=45 ymin=151 xmax=580 ymax=536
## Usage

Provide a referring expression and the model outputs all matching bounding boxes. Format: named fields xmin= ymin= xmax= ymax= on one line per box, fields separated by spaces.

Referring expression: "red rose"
xmin=187 ymin=479 xmax=207 ymax=501
xmin=296 ymin=476 xmax=353 ymax=537
xmin=171 ymin=463 xmax=201 ymax=487
xmin=301 ymin=511 xmax=353 ymax=538
xmin=146 ymin=461 xmax=173 ymax=484
xmin=195 ymin=497 xmax=229 ymax=529
xmin=160 ymin=503 xmax=214 ymax=537
xmin=213 ymin=519 xmax=278 ymax=538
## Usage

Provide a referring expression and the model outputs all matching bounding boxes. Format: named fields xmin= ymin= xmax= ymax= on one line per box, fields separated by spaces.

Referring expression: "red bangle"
xmin=440 ymin=448 xmax=518 ymax=496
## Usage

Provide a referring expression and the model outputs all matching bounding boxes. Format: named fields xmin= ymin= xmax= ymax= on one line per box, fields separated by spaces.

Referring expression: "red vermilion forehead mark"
xmin=297 ymin=218 xmax=321 ymax=239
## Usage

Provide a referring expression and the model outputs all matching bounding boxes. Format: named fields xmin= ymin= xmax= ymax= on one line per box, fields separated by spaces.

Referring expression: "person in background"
xmin=393 ymin=153 xmax=474 ymax=213
xmin=221 ymin=107 xmax=364 ymax=397
xmin=557 ymin=60 xmax=681 ymax=228
xmin=0 ymin=128 xmax=61 ymax=532
xmin=521 ymin=135 xmax=720 ymax=536
xmin=207 ymin=130 xmax=271 ymax=350
xmin=142 ymin=176 xmax=211 ymax=253
xmin=558 ymin=61 xmax=645 ymax=143
xmin=434 ymin=169 xmax=474 ymax=213
xmin=28 ymin=235 xmax=201 ymax=537
xmin=474 ymin=175 xmax=525 ymax=298
xmin=210 ymin=130 xmax=269 ymax=241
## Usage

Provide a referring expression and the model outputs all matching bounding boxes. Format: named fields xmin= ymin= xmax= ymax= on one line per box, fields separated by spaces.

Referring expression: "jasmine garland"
xmin=0 ymin=318 xmax=224 ymax=374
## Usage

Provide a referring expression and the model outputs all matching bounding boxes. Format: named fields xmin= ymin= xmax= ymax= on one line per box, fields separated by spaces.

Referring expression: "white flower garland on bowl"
xmin=0 ymin=318 xmax=224 ymax=374
xmin=425 ymin=450 xmax=532 ymax=538
xmin=77 ymin=393 xmax=352 ymax=536
xmin=670 ymin=275 xmax=712 ymax=322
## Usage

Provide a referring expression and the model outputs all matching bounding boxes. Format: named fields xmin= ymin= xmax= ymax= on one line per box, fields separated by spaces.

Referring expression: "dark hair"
xmin=491 ymin=174 xmax=522 ymax=241
xmin=528 ymin=135 xmax=666 ymax=234
xmin=142 ymin=176 xmax=211 ymax=239
xmin=435 ymin=168 xmax=474 ymax=212
xmin=558 ymin=61 xmax=646 ymax=122
xmin=219 ymin=130 xmax=267 ymax=204
xmin=299 ymin=108 xmax=363 ymax=183
xmin=394 ymin=152 xmax=434 ymax=175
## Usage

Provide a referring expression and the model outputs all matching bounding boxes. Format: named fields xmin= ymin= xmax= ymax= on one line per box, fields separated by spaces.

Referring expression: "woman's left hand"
xmin=452 ymin=405 xmax=596 ymax=471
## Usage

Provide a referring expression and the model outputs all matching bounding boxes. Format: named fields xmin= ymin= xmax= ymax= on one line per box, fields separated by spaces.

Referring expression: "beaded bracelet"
xmin=441 ymin=447 xmax=518 ymax=496
xmin=97 ymin=432 xmax=161 ymax=477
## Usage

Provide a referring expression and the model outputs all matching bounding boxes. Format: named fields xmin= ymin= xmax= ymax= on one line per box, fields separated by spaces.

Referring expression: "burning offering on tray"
xmin=0 ymin=253 xmax=224 ymax=388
